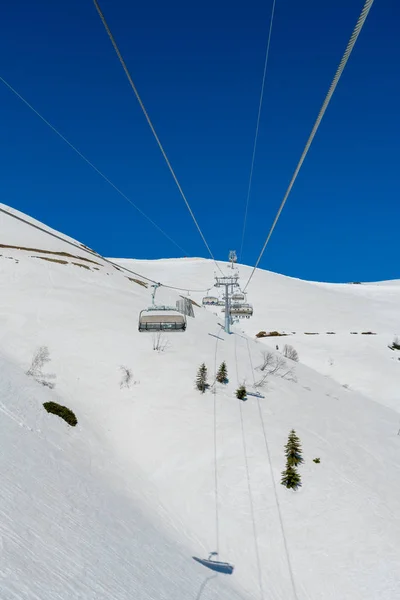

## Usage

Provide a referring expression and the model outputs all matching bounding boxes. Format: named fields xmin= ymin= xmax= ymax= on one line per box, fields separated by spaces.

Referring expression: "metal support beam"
xmin=214 ymin=275 xmax=239 ymax=334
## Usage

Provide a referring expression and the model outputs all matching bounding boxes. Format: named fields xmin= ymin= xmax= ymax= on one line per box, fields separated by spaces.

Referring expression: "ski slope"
xmin=118 ymin=257 xmax=400 ymax=412
xmin=1 ymin=204 xmax=400 ymax=600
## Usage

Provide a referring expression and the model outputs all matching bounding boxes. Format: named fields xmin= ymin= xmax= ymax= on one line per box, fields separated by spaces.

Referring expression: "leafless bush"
xmin=255 ymin=351 xmax=296 ymax=387
xmin=258 ymin=351 xmax=275 ymax=372
xmin=152 ymin=332 xmax=171 ymax=352
xmin=283 ymin=344 xmax=299 ymax=362
xmin=26 ymin=346 xmax=56 ymax=388
xmin=119 ymin=366 xmax=137 ymax=389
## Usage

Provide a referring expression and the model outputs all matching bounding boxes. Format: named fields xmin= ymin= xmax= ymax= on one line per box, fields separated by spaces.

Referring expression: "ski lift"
xmin=192 ymin=552 xmax=234 ymax=575
xmin=229 ymin=303 xmax=253 ymax=319
xmin=231 ymin=291 xmax=245 ymax=302
xmin=138 ymin=283 xmax=186 ymax=332
xmin=202 ymin=296 xmax=219 ymax=306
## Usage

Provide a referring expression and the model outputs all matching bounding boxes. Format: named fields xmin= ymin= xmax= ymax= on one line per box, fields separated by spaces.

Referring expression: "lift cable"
xmin=0 ymin=206 xmax=211 ymax=293
xmin=239 ymin=0 xmax=277 ymax=262
xmin=243 ymin=0 xmax=375 ymax=292
xmin=0 ymin=76 xmax=188 ymax=256
xmin=92 ymin=0 xmax=224 ymax=276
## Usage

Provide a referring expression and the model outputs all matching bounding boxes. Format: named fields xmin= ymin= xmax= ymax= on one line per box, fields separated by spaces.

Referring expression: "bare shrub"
xmin=283 ymin=344 xmax=299 ymax=362
xmin=255 ymin=352 xmax=297 ymax=387
xmin=258 ymin=351 xmax=275 ymax=372
xmin=26 ymin=346 xmax=56 ymax=388
xmin=120 ymin=366 xmax=136 ymax=389
xmin=390 ymin=336 xmax=400 ymax=351
xmin=152 ymin=332 xmax=171 ymax=352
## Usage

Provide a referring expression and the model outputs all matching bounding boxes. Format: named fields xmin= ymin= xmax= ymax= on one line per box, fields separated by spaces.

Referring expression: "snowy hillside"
xmin=1 ymin=203 xmax=400 ymax=600
xmin=118 ymin=257 xmax=400 ymax=412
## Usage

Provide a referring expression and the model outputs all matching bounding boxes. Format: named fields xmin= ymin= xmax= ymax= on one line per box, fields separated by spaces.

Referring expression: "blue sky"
xmin=1 ymin=0 xmax=398 ymax=282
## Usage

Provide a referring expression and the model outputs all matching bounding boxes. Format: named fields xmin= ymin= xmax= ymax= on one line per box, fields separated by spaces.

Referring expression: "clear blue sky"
xmin=1 ymin=0 xmax=398 ymax=282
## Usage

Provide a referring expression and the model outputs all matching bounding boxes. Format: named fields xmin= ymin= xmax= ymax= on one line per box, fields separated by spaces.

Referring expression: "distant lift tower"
xmin=229 ymin=250 xmax=237 ymax=269
xmin=214 ymin=274 xmax=239 ymax=334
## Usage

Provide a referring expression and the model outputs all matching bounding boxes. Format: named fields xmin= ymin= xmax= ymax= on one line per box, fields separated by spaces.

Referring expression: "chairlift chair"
xmin=138 ymin=283 xmax=187 ymax=332
xmin=192 ymin=552 xmax=234 ymax=575
xmin=231 ymin=291 xmax=245 ymax=302
xmin=229 ymin=303 xmax=253 ymax=318
xmin=202 ymin=296 xmax=219 ymax=306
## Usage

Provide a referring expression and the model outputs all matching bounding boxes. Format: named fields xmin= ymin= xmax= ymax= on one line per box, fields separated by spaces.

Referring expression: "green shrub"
xmin=313 ymin=458 xmax=321 ymax=464
xmin=390 ymin=337 xmax=400 ymax=351
xmin=236 ymin=385 xmax=247 ymax=400
xmin=43 ymin=402 xmax=77 ymax=427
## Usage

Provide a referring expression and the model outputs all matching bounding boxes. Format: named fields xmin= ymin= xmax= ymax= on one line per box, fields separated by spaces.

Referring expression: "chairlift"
xmin=202 ymin=296 xmax=219 ymax=306
xmin=229 ymin=303 xmax=253 ymax=319
xmin=138 ymin=283 xmax=186 ymax=332
xmin=192 ymin=552 xmax=234 ymax=575
xmin=231 ymin=291 xmax=245 ymax=302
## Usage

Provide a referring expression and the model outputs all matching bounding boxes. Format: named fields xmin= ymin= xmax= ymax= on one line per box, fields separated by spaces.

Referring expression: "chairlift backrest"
xmin=138 ymin=308 xmax=186 ymax=331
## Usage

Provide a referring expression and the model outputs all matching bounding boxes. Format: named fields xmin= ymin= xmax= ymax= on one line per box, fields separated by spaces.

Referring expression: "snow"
xmin=117 ymin=257 xmax=400 ymax=411
xmin=1 ymin=204 xmax=400 ymax=599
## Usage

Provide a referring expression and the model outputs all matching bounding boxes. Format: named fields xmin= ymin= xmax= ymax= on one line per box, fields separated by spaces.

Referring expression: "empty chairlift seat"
xmin=231 ymin=292 xmax=245 ymax=302
xmin=138 ymin=307 xmax=186 ymax=332
xmin=229 ymin=303 xmax=253 ymax=318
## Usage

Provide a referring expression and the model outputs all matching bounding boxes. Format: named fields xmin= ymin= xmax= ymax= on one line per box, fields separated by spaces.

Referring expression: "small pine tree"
xmin=281 ymin=464 xmax=302 ymax=490
xmin=236 ymin=384 xmax=247 ymax=400
xmin=216 ymin=361 xmax=228 ymax=383
xmin=196 ymin=363 xmax=208 ymax=393
xmin=284 ymin=429 xmax=304 ymax=467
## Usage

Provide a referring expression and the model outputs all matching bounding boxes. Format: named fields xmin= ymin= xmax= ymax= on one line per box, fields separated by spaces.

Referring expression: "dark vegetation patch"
xmin=361 ymin=331 xmax=377 ymax=335
xmin=0 ymin=243 xmax=101 ymax=265
xmin=127 ymin=277 xmax=148 ymax=288
xmin=43 ymin=401 xmax=77 ymax=426
xmin=34 ymin=256 xmax=68 ymax=265
xmin=326 ymin=332 xmax=336 ymax=335
xmin=256 ymin=331 xmax=288 ymax=338
xmin=304 ymin=332 xmax=319 ymax=335
xmin=72 ymin=262 xmax=91 ymax=270
xmin=389 ymin=338 xmax=400 ymax=351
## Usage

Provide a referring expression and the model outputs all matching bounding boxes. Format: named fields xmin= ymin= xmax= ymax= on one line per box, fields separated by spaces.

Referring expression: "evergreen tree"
xmin=281 ymin=464 xmax=302 ymax=490
xmin=216 ymin=361 xmax=228 ymax=384
xmin=196 ymin=363 xmax=208 ymax=393
xmin=284 ymin=429 xmax=304 ymax=467
xmin=236 ymin=384 xmax=247 ymax=400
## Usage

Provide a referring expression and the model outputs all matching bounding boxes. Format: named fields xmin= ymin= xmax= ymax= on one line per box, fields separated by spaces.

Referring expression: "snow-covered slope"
xmin=1 ymin=204 xmax=400 ymax=599
xmin=118 ymin=257 xmax=400 ymax=411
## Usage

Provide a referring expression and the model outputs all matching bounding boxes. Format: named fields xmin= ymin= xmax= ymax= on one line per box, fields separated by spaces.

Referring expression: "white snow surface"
xmin=1 ymin=204 xmax=400 ymax=599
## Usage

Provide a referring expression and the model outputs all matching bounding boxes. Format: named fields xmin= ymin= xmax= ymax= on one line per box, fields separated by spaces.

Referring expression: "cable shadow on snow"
xmin=194 ymin=574 xmax=218 ymax=600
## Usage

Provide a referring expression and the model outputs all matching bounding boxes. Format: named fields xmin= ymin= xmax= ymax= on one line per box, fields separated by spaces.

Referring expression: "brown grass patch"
xmin=34 ymin=256 xmax=68 ymax=265
xmin=256 ymin=331 xmax=288 ymax=338
xmin=0 ymin=244 xmax=102 ymax=265
xmin=127 ymin=277 xmax=148 ymax=288
xmin=304 ymin=332 xmax=319 ymax=335
xmin=72 ymin=262 xmax=91 ymax=270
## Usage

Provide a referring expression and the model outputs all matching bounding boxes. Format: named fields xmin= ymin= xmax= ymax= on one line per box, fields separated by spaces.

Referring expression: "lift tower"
xmin=214 ymin=274 xmax=239 ymax=334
